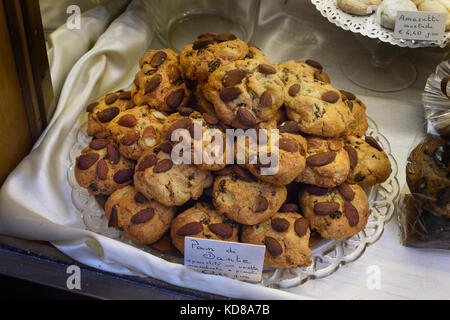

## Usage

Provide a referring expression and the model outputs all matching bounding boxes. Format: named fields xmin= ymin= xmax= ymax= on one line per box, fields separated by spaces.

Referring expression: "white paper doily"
xmin=68 ymin=116 xmax=399 ymax=289
xmin=311 ymin=0 xmax=449 ymax=48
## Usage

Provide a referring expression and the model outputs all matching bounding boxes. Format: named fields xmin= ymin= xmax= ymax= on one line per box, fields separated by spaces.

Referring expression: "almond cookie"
xmin=163 ymin=110 xmax=227 ymax=171
xmin=203 ymin=59 xmax=285 ymax=129
xmin=170 ymin=202 xmax=240 ymax=254
xmin=243 ymin=131 xmax=308 ymax=186
xmin=109 ymin=106 xmax=167 ymax=160
xmin=340 ymin=90 xmax=368 ymax=137
xmin=86 ymin=91 xmax=135 ymax=139
xmin=131 ymin=49 xmax=191 ymax=112
xmin=75 ymin=139 xmax=135 ymax=195
xmin=406 ymin=135 xmax=450 ymax=218
xmin=105 ymin=186 xmax=176 ymax=244
xmin=275 ymin=59 xmax=331 ymax=85
xmin=212 ymin=166 xmax=287 ymax=225
xmin=337 ymin=0 xmax=381 ymax=16
xmin=299 ymin=183 xmax=370 ymax=240
xmin=134 ymin=143 xmax=213 ymax=207
xmin=344 ymin=135 xmax=392 ymax=188
xmin=180 ymin=33 xmax=249 ymax=82
xmin=297 ymin=136 xmax=350 ymax=188
xmin=241 ymin=212 xmax=312 ymax=268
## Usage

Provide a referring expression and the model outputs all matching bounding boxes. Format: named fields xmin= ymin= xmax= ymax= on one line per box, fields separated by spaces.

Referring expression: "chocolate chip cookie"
xmin=406 ymin=135 xmax=450 ymax=218
xmin=203 ymin=59 xmax=285 ymax=129
xmin=344 ymin=135 xmax=392 ymax=188
xmin=108 ymin=106 xmax=168 ymax=160
xmin=75 ymin=139 xmax=135 ymax=195
xmin=132 ymin=48 xmax=191 ymax=112
xmin=241 ymin=212 xmax=312 ymax=268
xmin=105 ymin=186 xmax=176 ymax=244
xmin=180 ymin=33 xmax=249 ymax=82
xmin=86 ymin=90 xmax=135 ymax=139
xmin=297 ymin=136 xmax=350 ymax=188
xmin=134 ymin=143 xmax=213 ymax=207
xmin=170 ymin=202 xmax=240 ymax=254
xmin=299 ymin=183 xmax=370 ymax=240
xmin=212 ymin=167 xmax=287 ymax=225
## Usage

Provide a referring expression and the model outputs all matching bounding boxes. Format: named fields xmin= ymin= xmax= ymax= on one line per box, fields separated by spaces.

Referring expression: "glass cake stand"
xmin=310 ymin=0 xmax=449 ymax=92
xmin=68 ymin=116 xmax=399 ymax=289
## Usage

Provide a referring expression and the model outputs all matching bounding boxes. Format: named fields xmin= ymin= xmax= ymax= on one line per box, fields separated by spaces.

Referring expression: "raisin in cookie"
xmin=203 ymin=59 xmax=285 ymax=129
xmin=109 ymin=106 xmax=167 ymax=160
xmin=134 ymin=143 xmax=213 ymax=207
xmin=281 ymin=79 xmax=352 ymax=137
xmin=170 ymin=202 xmax=240 ymax=254
xmin=406 ymin=135 xmax=450 ymax=218
xmin=105 ymin=186 xmax=176 ymax=244
xmin=212 ymin=166 xmax=287 ymax=225
xmin=299 ymin=183 xmax=370 ymax=240
xmin=241 ymin=212 xmax=312 ymax=268
xmin=75 ymin=139 xmax=135 ymax=195
xmin=275 ymin=59 xmax=331 ymax=86
xmin=243 ymin=131 xmax=308 ymax=186
xmin=86 ymin=91 xmax=135 ymax=139
xmin=344 ymin=135 xmax=392 ymax=188
xmin=340 ymin=90 xmax=368 ymax=137
xmin=131 ymin=49 xmax=190 ymax=112
xmin=297 ymin=136 xmax=350 ymax=188
xmin=180 ymin=33 xmax=249 ymax=82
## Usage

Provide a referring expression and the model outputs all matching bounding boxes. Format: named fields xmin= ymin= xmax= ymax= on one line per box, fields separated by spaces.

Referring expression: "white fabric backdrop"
xmin=0 ymin=0 xmax=305 ymax=300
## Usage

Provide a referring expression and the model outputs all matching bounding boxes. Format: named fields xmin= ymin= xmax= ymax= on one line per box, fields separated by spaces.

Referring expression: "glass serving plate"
xmin=68 ymin=116 xmax=399 ymax=288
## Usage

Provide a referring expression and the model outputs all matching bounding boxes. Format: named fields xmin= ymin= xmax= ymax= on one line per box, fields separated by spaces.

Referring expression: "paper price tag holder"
xmin=394 ymin=11 xmax=448 ymax=41
xmin=184 ymin=237 xmax=266 ymax=282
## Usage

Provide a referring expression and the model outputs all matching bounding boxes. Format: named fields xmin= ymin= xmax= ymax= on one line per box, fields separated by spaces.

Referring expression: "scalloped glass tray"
xmin=311 ymin=0 xmax=449 ymax=48
xmin=68 ymin=115 xmax=399 ymax=288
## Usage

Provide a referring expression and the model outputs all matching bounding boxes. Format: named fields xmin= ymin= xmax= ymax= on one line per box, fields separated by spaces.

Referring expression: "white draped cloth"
xmin=0 ymin=0 xmax=304 ymax=300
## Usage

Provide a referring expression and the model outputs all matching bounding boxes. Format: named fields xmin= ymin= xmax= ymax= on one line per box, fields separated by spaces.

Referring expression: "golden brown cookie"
xmin=86 ymin=91 xmax=135 ymax=139
xmin=203 ymin=59 xmax=285 ymax=129
xmin=243 ymin=131 xmax=308 ymax=186
xmin=275 ymin=59 xmax=331 ymax=85
xmin=344 ymin=135 xmax=392 ymax=188
xmin=170 ymin=202 xmax=240 ymax=254
xmin=131 ymin=49 xmax=191 ymax=112
xmin=241 ymin=212 xmax=312 ymax=268
xmin=297 ymin=136 xmax=350 ymax=188
xmin=105 ymin=186 xmax=176 ymax=244
xmin=284 ymin=80 xmax=353 ymax=137
xmin=212 ymin=166 xmax=287 ymax=225
xmin=180 ymin=33 xmax=249 ymax=81
xmin=162 ymin=111 xmax=228 ymax=171
xmin=406 ymin=135 xmax=450 ymax=218
xmin=134 ymin=143 xmax=213 ymax=207
xmin=108 ymin=106 xmax=168 ymax=160
xmin=340 ymin=90 xmax=368 ymax=137
xmin=299 ymin=183 xmax=370 ymax=240
xmin=74 ymin=139 xmax=135 ymax=195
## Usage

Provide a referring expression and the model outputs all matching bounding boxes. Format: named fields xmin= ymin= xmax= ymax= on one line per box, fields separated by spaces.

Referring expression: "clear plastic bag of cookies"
xmin=399 ymin=70 xmax=450 ymax=249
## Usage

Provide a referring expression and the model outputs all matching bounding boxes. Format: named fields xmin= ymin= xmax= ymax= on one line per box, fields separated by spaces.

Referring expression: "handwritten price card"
xmin=184 ymin=237 xmax=266 ymax=282
xmin=394 ymin=11 xmax=447 ymax=41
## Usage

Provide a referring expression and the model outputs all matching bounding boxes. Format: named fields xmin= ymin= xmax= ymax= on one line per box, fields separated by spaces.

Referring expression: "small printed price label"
xmin=184 ymin=237 xmax=266 ymax=282
xmin=394 ymin=11 xmax=447 ymax=41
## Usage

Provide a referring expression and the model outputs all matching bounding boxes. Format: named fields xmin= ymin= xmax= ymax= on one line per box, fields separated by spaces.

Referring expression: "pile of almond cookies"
xmin=75 ymin=33 xmax=392 ymax=269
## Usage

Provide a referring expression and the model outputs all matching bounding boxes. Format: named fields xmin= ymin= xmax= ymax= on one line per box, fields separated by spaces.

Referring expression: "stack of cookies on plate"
xmin=74 ymin=33 xmax=392 ymax=269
